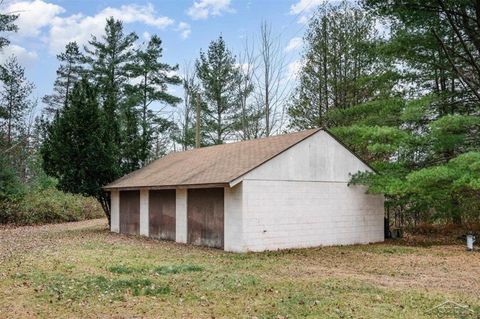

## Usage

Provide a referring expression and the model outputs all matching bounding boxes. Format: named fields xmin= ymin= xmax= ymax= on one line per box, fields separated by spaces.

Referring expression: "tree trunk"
xmin=98 ymin=192 xmax=112 ymax=227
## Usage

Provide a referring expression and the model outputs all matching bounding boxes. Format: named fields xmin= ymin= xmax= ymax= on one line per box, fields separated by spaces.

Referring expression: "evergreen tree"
xmin=337 ymin=0 xmax=480 ymax=226
xmin=125 ymin=35 xmax=182 ymax=166
xmin=0 ymin=151 xmax=23 ymax=200
xmin=0 ymin=10 xmax=18 ymax=50
xmin=42 ymin=42 xmax=84 ymax=114
xmin=0 ymin=56 xmax=34 ymax=145
xmin=0 ymin=15 xmax=34 ymax=189
xmin=41 ymin=79 xmax=117 ymax=224
xmin=85 ymin=18 xmax=138 ymax=105
xmin=288 ymin=1 xmax=395 ymax=129
xmin=84 ymin=17 xmax=138 ymax=174
xmin=120 ymin=100 xmax=142 ymax=173
xmin=195 ymin=36 xmax=242 ymax=144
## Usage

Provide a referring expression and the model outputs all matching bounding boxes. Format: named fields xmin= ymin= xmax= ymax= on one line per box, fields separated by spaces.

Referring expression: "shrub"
xmin=0 ymin=188 xmax=103 ymax=225
xmin=0 ymin=154 xmax=25 ymax=200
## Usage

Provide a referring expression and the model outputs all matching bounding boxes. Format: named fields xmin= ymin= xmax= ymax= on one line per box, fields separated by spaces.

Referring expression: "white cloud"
xmin=297 ymin=15 xmax=310 ymax=25
xmin=187 ymin=0 xmax=234 ymax=20
xmin=289 ymin=0 xmax=328 ymax=24
xmin=0 ymin=44 xmax=38 ymax=65
xmin=285 ymin=37 xmax=302 ymax=52
xmin=47 ymin=3 xmax=174 ymax=53
xmin=7 ymin=0 xmax=65 ymax=37
xmin=165 ymin=69 xmax=180 ymax=78
xmin=102 ymin=4 xmax=174 ymax=29
xmin=234 ymin=62 xmax=252 ymax=74
xmin=288 ymin=59 xmax=304 ymax=78
xmin=290 ymin=0 xmax=327 ymax=15
xmin=176 ymin=22 xmax=191 ymax=39
xmin=7 ymin=1 xmax=175 ymax=53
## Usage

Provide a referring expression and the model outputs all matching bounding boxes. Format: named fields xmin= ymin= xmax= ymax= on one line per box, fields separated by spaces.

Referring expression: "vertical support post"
xmin=195 ymin=93 xmax=201 ymax=148
xmin=139 ymin=189 xmax=149 ymax=236
xmin=110 ymin=190 xmax=120 ymax=233
xmin=175 ymin=189 xmax=188 ymax=243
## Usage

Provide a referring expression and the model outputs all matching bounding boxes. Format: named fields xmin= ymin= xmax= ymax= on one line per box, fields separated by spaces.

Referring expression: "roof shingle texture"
xmin=104 ymin=128 xmax=320 ymax=189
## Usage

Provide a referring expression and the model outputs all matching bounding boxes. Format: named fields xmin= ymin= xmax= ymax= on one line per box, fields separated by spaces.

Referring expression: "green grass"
xmin=37 ymin=275 xmax=170 ymax=302
xmin=1 ymin=219 xmax=479 ymax=318
xmin=365 ymin=245 xmax=419 ymax=255
xmin=108 ymin=264 xmax=204 ymax=275
xmin=154 ymin=264 xmax=204 ymax=275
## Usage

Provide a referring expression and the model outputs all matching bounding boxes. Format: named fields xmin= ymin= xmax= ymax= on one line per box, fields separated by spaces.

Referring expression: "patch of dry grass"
xmin=0 ymin=219 xmax=479 ymax=318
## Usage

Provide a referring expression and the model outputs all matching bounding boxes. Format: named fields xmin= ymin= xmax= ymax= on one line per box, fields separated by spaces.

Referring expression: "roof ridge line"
xmin=103 ymin=128 xmax=324 ymax=190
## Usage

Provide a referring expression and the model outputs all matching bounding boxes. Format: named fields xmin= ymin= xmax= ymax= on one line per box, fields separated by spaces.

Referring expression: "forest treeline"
xmin=0 ymin=0 xmax=479 ymax=228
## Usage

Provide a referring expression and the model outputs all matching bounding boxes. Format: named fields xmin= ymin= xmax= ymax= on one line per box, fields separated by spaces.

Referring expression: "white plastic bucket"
xmin=467 ymin=235 xmax=476 ymax=251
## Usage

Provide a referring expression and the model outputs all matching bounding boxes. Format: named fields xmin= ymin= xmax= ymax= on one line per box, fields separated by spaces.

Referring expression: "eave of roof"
xmin=102 ymin=128 xmax=377 ymax=190
xmin=103 ymin=128 xmax=321 ymax=190
xmin=103 ymin=182 xmax=229 ymax=191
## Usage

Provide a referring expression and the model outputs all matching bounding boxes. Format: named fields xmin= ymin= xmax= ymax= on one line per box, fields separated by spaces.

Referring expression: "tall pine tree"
xmin=195 ymin=36 xmax=242 ymax=144
xmin=288 ymin=1 xmax=394 ymax=129
xmin=355 ymin=0 xmax=480 ymax=225
xmin=0 ymin=56 xmax=34 ymax=145
xmin=42 ymin=42 xmax=84 ymax=114
xmin=0 ymin=11 xmax=24 ymax=197
xmin=125 ymin=34 xmax=182 ymax=166
xmin=0 ymin=10 xmax=18 ymax=50
xmin=84 ymin=17 xmax=139 ymax=174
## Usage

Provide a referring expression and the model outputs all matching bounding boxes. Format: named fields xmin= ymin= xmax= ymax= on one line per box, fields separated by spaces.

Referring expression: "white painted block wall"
xmin=110 ymin=130 xmax=384 ymax=252
xmin=240 ymin=180 xmax=384 ymax=252
xmin=139 ymin=189 xmax=149 ymax=236
xmin=239 ymin=130 xmax=371 ymax=183
xmin=110 ymin=190 xmax=120 ymax=233
xmin=227 ymin=130 xmax=384 ymax=252
xmin=175 ymin=189 xmax=188 ymax=243
xmin=224 ymin=184 xmax=244 ymax=252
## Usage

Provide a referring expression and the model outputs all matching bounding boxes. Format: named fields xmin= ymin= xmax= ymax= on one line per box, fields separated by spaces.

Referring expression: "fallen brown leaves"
xmin=0 ymin=219 xmax=479 ymax=318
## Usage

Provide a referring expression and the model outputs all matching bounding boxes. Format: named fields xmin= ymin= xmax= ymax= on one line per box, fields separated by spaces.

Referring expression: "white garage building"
xmin=104 ymin=128 xmax=384 ymax=252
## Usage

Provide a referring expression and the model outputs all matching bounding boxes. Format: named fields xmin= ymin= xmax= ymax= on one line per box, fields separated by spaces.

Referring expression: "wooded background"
xmin=0 ymin=0 xmax=479 ymax=228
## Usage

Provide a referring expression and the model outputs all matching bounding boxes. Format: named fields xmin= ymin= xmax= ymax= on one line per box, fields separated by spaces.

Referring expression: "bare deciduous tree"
xmin=175 ymin=61 xmax=198 ymax=150
xmin=236 ymin=38 xmax=260 ymax=140
xmin=254 ymin=21 xmax=290 ymax=136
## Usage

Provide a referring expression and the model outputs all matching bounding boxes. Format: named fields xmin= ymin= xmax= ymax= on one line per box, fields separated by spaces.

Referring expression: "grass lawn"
xmin=0 ymin=219 xmax=479 ymax=318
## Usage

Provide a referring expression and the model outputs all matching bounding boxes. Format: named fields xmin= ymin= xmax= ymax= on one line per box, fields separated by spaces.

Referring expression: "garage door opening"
xmin=119 ymin=190 xmax=140 ymax=235
xmin=187 ymin=188 xmax=224 ymax=249
xmin=149 ymin=189 xmax=176 ymax=240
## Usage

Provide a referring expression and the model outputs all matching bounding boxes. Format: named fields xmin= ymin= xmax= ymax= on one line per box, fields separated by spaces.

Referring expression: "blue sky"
xmin=1 ymin=0 xmax=324 ymax=112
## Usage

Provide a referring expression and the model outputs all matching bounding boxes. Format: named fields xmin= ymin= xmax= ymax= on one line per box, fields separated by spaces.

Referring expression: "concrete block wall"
xmin=110 ymin=190 xmax=120 ymax=233
xmin=139 ymin=189 xmax=149 ymax=236
xmin=224 ymin=184 xmax=244 ymax=252
xmin=240 ymin=180 xmax=384 ymax=252
xmin=242 ymin=130 xmax=371 ymax=183
xmin=175 ymin=189 xmax=188 ymax=243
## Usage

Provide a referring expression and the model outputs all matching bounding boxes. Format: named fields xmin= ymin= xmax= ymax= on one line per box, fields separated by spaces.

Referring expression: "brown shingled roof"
xmin=103 ymin=128 xmax=321 ymax=190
